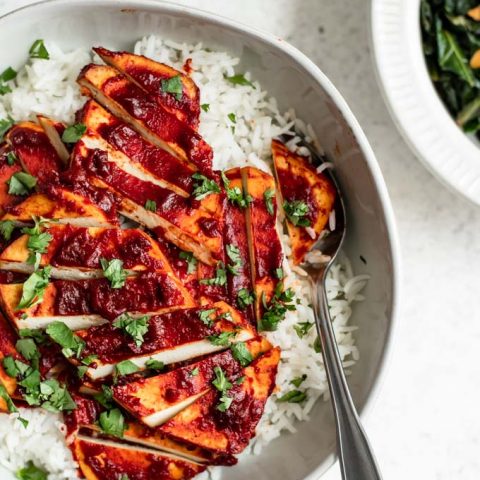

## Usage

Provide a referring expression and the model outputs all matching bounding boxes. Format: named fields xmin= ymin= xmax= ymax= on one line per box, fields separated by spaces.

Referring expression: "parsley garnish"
xmin=161 ymin=75 xmax=183 ymax=100
xmin=61 ymin=123 xmax=86 ymax=143
xmin=179 ymin=250 xmax=197 ymax=274
xmin=212 ymin=366 xmax=233 ymax=412
xmin=199 ymin=262 xmax=227 ymax=286
xmin=258 ymin=283 xmax=296 ymax=332
xmin=227 ymin=112 xmax=236 ymax=123
xmin=290 ymin=374 xmax=307 ymax=388
xmin=113 ymin=313 xmax=150 ymax=347
xmin=0 ymin=67 xmax=16 ymax=95
xmin=93 ymin=384 xmax=114 ymax=409
xmin=0 ymin=220 xmax=15 ymax=241
xmin=100 ymin=258 xmax=128 ymax=289
xmin=7 ymin=172 xmax=37 ymax=196
xmin=293 ymin=322 xmax=314 ymax=339
xmin=224 ymin=73 xmax=255 ymax=88
xmin=98 ymin=408 xmax=126 ymax=438
xmin=191 ymin=173 xmax=220 ymax=200
xmin=263 ymin=188 xmax=275 ymax=215
xmin=16 ymin=461 xmax=48 ymax=480
xmin=0 ymin=117 xmax=14 ymax=140
xmin=19 ymin=328 xmax=48 ymax=344
xmin=220 ymin=171 xmax=251 ymax=208
xmin=21 ymin=217 xmax=53 ymax=270
xmin=16 ymin=338 xmax=40 ymax=370
xmin=201 ymin=103 xmax=210 ymax=112
xmin=226 ymin=244 xmax=242 ymax=275
xmin=115 ymin=360 xmax=139 ymax=379
xmin=145 ymin=358 xmax=165 ymax=371
xmin=29 ymin=39 xmax=49 ymax=60
xmin=237 ymin=288 xmax=254 ymax=309
xmin=278 ymin=390 xmax=307 ymax=403
xmin=144 ymin=199 xmax=157 ymax=212
xmin=46 ymin=321 xmax=85 ymax=358
xmin=16 ymin=266 xmax=51 ymax=310
xmin=198 ymin=308 xmax=216 ymax=327
xmin=207 ymin=330 xmax=237 ymax=347
xmin=217 ymin=393 xmax=233 ymax=412
xmin=6 ymin=151 xmax=17 ymax=165
xmin=230 ymin=341 xmax=253 ymax=367
xmin=283 ymin=200 xmax=311 ymax=227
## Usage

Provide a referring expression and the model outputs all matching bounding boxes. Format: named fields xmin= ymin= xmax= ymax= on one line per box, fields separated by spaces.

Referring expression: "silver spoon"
xmin=281 ymin=134 xmax=382 ymax=480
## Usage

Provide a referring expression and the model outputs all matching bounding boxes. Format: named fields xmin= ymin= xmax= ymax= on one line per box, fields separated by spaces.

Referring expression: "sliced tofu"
xmin=73 ymin=435 xmax=206 ymax=480
xmin=77 ymin=64 xmax=212 ymax=174
xmin=222 ymin=168 xmax=255 ymax=324
xmin=113 ymin=336 xmax=270 ymax=428
xmin=79 ymin=100 xmax=196 ymax=197
xmin=159 ymin=346 xmax=280 ymax=455
xmin=6 ymin=121 xmax=63 ymax=186
xmin=0 ymin=145 xmax=23 ymax=216
xmin=0 ymin=272 xmax=194 ymax=330
xmin=94 ymin=47 xmax=201 ymax=129
xmin=272 ymin=139 xmax=336 ymax=264
xmin=0 ymin=225 xmax=173 ymax=278
xmin=2 ymin=188 xmax=116 ymax=228
xmin=37 ymin=115 xmax=70 ymax=165
xmin=77 ymin=302 xmax=255 ymax=380
xmin=72 ymin=140 xmax=223 ymax=265
xmin=242 ymin=167 xmax=283 ymax=320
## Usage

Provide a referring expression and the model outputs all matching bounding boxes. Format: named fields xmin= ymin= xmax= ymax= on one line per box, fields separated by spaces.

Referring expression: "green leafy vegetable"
xmin=201 ymin=103 xmax=210 ymax=112
xmin=0 ymin=220 xmax=15 ymax=241
xmin=199 ymin=261 xmax=227 ymax=286
xmin=224 ymin=73 xmax=255 ymax=88
xmin=16 ymin=461 xmax=47 ymax=480
xmin=29 ymin=39 xmax=50 ymax=60
xmin=226 ymin=244 xmax=243 ymax=275
xmin=277 ymin=390 xmax=307 ymax=404
xmin=258 ymin=283 xmax=296 ymax=332
xmin=227 ymin=112 xmax=236 ymax=123
xmin=283 ymin=200 xmax=311 ymax=227
xmin=7 ymin=172 xmax=37 ymax=196
xmin=46 ymin=321 xmax=85 ymax=358
xmin=230 ymin=341 xmax=253 ymax=367
xmin=0 ymin=67 xmax=17 ymax=83
xmin=207 ymin=331 xmax=237 ymax=346
xmin=237 ymin=288 xmax=254 ymax=309
xmin=189 ymin=367 xmax=199 ymax=376
xmin=179 ymin=250 xmax=198 ymax=274
xmin=192 ymin=173 xmax=221 ymax=200
xmin=212 ymin=366 xmax=232 ymax=392
xmin=0 ymin=117 xmax=14 ymax=140
xmin=145 ymin=358 xmax=165 ymax=371
xmin=61 ymin=123 xmax=86 ymax=143
xmin=19 ymin=328 xmax=48 ymax=344
xmin=161 ymin=75 xmax=183 ymax=100
xmin=16 ymin=266 xmax=51 ymax=310
xmin=6 ymin=151 xmax=17 ymax=165
xmin=21 ymin=217 xmax=53 ymax=271
xmin=0 ymin=383 xmax=17 ymax=413
xmin=293 ymin=322 xmax=314 ymax=339
xmin=16 ymin=338 xmax=40 ymax=369
xmin=98 ymin=408 xmax=126 ymax=438
xmin=220 ymin=171 xmax=252 ymax=208
xmin=290 ymin=374 xmax=307 ymax=388
xmin=313 ymin=336 xmax=322 ymax=353
xmin=275 ymin=267 xmax=284 ymax=279
xmin=100 ymin=258 xmax=128 ymax=289
xmin=144 ymin=199 xmax=157 ymax=212
xmin=115 ymin=360 xmax=139 ymax=378
xmin=263 ymin=188 xmax=275 ymax=215
xmin=93 ymin=384 xmax=114 ymax=409
xmin=198 ymin=308 xmax=216 ymax=327
xmin=113 ymin=313 xmax=150 ymax=347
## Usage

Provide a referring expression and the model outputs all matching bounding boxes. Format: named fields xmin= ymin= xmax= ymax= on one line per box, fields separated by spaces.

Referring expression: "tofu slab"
xmin=272 ymin=139 xmax=336 ymax=264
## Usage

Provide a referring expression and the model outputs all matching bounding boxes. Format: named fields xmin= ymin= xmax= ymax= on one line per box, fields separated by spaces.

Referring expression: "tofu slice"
xmin=93 ymin=47 xmax=200 ymax=129
xmin=2 ymin=188 xmax=116 ymax=228
xmin=77 ymin=64 xmax=212 ymax=174
xmin=159 ymin=346 xmax=280 ymax=455
xmin=113 ymin=336 xmax=270 ymax=428
xmin=72 ymin=140 xmax=223 ymax=265
xmin=0 ymin=272 xmax=194 ymax=330
xmin=242 ymin=167 xmax=283 ymax=320
xmin=0 ymin=145 xmax=23 ymax=216
xmin=37 ymin=115 xmax=70 ymax=165
xmin=73 ymin=435 xmax=206 ymax=480
xmin=79 ymin=100 xmax=196 ymax=197
xmin=77 ymin=302 xmax=256 ymax=380
xmin=6 ymin=121 xmax=64 ymax=186
xmin=272 ymin=139 xmax=336 ymax=265
xmin=0 ymin=225 xmax=174 ymax=278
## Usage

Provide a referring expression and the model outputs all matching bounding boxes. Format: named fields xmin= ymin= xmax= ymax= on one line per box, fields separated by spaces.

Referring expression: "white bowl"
xmin=371 ymin=0 xmax=480 ymax=206
xmin=0 ymin=1 xmax=400 ymax=479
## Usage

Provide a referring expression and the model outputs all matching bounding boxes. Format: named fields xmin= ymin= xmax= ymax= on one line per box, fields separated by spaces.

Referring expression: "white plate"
xmin=371 ymin=0 xmax=480 ymax=206
xmin=0 ymin=1 xmax=400 ymax=479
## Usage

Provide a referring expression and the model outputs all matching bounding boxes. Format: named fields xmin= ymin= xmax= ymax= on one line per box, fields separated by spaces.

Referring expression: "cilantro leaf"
xmin=19 ymin=328 xmax=48 ymax=344
xmin=7 ymin=172 xmax=37 ymax=196
xmin=226 ymin=244 xmax=243 ymax=276
xmin=113 ymin=313 xmax=150 ymax=347
xmin=16 ymin=461 xmax=47 ymax=480
xmin=192 ymin=173 xmax=220 ymax=200
xmin=0 ymin=383 xmax=17 ymax=413
xmin=277 ymin=390 xmax=307 ymax=403
xmin=293 ymin=322 xmax=314 ymax=339
xmin=207 ymin=331 xmax=236 ymax=347
xmin=145 ymin=358 xmax=165 ymax=371
xmin=283 ymin=200 xmax=311 ymax=227
xmin=0 ymin=220 xmax=15 ymax=241
xmin=39 ymin=379 xmax=76 ymax=412
xmin=29 ymin=39 xmax=49 ymax=60
xmin=0 ymin=84 xmax=11 ymax=95
xmin=98 ymin=408 xmax=126 ymax=438
xmin=160 ymin=75 xmax=183 ymax=101
xmin=179 ymin=250 xmax=198 ymax=274
xmin=189 ymin=367 xmax=199 ymax=376
xmin=16 ymin=266 xmax=51 ymax=310
xmin=313 ymin=336 xmax=322 ymax=353
xmin=0 ymin=117 xmax=14 ymax=140
xmin=212 ymin=366 xmax=232 ymax=392
xmin=230 ymin=341 xmax=253 ymax=367
xmin=275 ymin=267 xmax=284 ymax=279
xmin=16 ymin=338 xmax=40 ymax=370
xmin=201 ymin=103 xmax=210 ymax=112
xmin=263 ymin=188 xmax=275 ymax=215
xmin=220 ymin=171 xmax=251 ymax=208
xmin=93 ymin=384 xmax=114 ymax=409
xmin=258 ymin=283 xmax=296 ymax=332
xmin=144 ymin=199 xmax=157 ymax=212
xmin=224 ymin=73 xmax=255 ymax=88
xmin=198 ymin=308 xmax=216 ymax=327
xmin=199 ymin=262 xmax=227 ymax=286
xmin=0 ymin=67 xmax=17 ymax=83
xmin=227 ymin=112 xmax=236 ymax=123
xmin=217 ymin=393 xmax=233 ymax=412
xmin=290 ymin=374 xmax=307 ymax=388
xmin=61 ymin=123 xmax=86 ymax=143
xmin=100 ymin=258 xmax=128 ymax=289
xmin=6 ymin=151 xmax=17 ymax=165
xmin=237 ymin=288 xmax=254 ymax=309
xmin=46 ymin=321 xmax=85 ymax=358
xmin=115 ymin=360 xmax=139 ymax=379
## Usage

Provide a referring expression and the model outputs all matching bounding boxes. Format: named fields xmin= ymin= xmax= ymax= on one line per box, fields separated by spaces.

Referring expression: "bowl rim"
xmin=0 ymin=0 xmax=401 ymax=478
xmin=370 ymin=0 xmax=480 ymax=207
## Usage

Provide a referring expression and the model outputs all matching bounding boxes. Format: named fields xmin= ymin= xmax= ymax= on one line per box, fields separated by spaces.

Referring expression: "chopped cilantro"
xmin=6 ymin=151 xmax=17 ymax=165
xmin=100 ymin=258 xmax=128 ymax=289
xmin=0 ymin=67 xmax=17 ymax=83
xmin=237 ymin=288 xmax=254 ymax=309
xmin=0 ymin=383 xmax=17 ymax=413
xmin=29 ymin=39 xmax=49 ymax=60
xmin=145 ymin=358 xmax=165 ymax=371
xmin=283 ymin=200 xmax=311 ymax=227
xmin=179 ymin=250 xmax=198 ymax=274
xmin=201 ymin=103 xmax=210 ymax=112
xmin=46 ymin=321 xmax=85 ymax=358
xmin=189 ymin=367 xmax=199 ymax=376
xmin=224 ymin=73 xmax=255 ymax=88
xmin=0 ymin=116 xmax=14 ymax=140
xmin=61 ymin=123 xmax=86 ymax=143
xmin=230 ymin=341 xmax=253 ymax=367
xmin=293 ymin=322 xmax=314 ymax=339
xmin=275 ymin=267 xmax=284 ymax=279
xmin=160 ymin=75 xmax=183 ymax=100
xmin=235 ymin=375 xmax=246 ymax=385
xmin=16 ymin=266 xmax=51 ymax=310
xmin=290 ymin=374 xmax=307 ymax=388
xmin=207 ymin=330 xmax=236 ymax=347
xmin=98 ymin=408 xmax=126 ymax=438
xmin=277 ymin=390 xmax=307 ymax=404
xmin=7 ymin=172 xmax=37 ymax=196
xmin=22 ymin=217 xmax=53 ymax=271
xmin=217 ymin=393 xmax=233 ymax=412
xmin=0 ymin=220 xmax=15 ymax=241
xmin=113 ymin=313 xmax=150 ymax=347
xmin=212 ymin=366 xmax=232 ymax=392
xmin=263 ymin=188 xmax=275 ymax=215
xmin=258 ymin=283 xmax=296 ymax=332
xmin=227 ymin=112 xmax=236 ymax=123
xmin=191 ymin=173 xmax=220 ymax=200
xmin=16 ymin=461 xmax=47 ymax=480
xmin=313 ymin=336 xmax=322 ymax=353
xmin=115 ymin=360 xmax=139 ymax=379
xmin=199 ymin=262 xmax=227 ymax=286
xmin=198 ymin=308 xmax=216 ymax=327
xmin=93 ymin=384 xmax=114 ymax=409
xmin=226 ymin=244 xmax=242 ymax=275
xmin=16 ymin=338 xmax=40 ymax=370
xmin=144 ymin=199 xmax=157 ymax=212
xmin=19 ymin=328 xmax=48 ymax=344
xmin=220 ymin=171 xmax=251 ymax=208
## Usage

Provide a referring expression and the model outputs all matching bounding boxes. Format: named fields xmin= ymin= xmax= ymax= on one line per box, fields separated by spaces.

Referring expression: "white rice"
xmin=0 ymin=37 xmax=367 ymax=479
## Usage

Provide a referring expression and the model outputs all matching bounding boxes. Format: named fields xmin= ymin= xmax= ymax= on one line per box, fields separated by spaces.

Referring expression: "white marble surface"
xmin=1 ymin=0 xmax=480 ymax=479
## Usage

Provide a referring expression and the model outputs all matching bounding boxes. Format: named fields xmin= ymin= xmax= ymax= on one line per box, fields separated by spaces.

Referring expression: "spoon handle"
xmin=310 ymin=276 xmax=382 ymax=480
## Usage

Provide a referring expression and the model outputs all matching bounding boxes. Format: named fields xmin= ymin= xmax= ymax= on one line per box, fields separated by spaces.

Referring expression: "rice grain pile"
xmin=0 ymin=36 xmax=368 ymax=479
